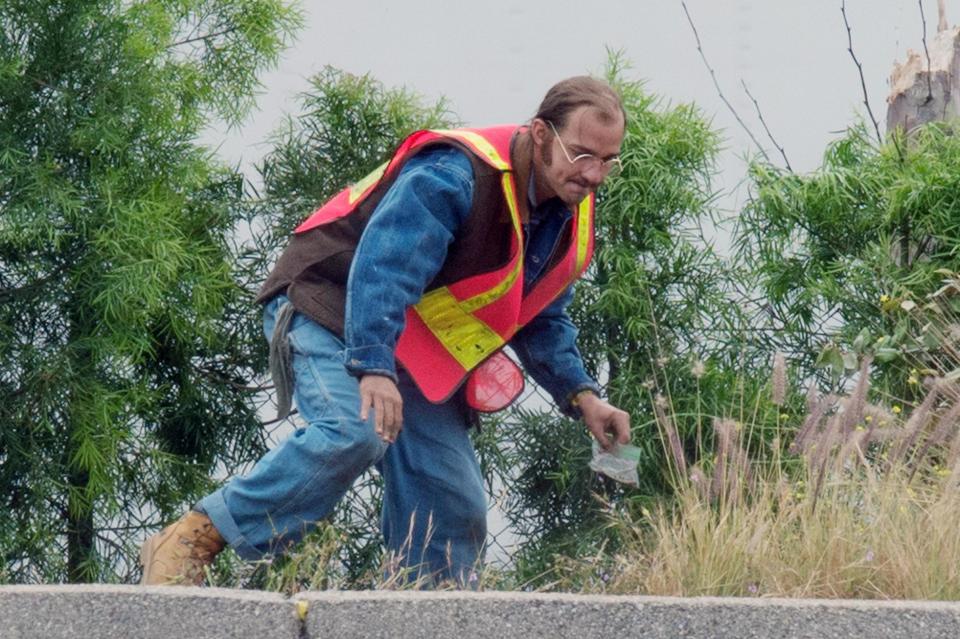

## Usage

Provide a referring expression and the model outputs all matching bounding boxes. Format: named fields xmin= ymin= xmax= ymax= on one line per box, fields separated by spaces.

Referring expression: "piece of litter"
xmin=589 ymin=441 xmax=641 ymax=486
xmin=296 ymin=600 xmax=308 ymax=620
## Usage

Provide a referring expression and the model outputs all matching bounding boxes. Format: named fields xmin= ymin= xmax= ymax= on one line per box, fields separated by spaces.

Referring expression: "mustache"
xmin=571 ymin=178 xmax=599 ymax=189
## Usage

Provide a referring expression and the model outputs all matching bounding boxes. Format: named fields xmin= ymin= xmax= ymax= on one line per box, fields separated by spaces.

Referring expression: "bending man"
xmin=140 ymin=75 xmax=631 ymax=586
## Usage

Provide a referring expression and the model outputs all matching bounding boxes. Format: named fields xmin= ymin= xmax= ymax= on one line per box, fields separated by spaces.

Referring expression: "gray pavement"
xmin=0 ymin=585 xmax=296 ymax=639
xmin=3 ymin=585 xmax=960 ymax=638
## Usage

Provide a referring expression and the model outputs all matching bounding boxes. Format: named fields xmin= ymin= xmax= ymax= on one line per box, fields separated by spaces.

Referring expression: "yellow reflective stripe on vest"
xmin=414 ymin=287 xmax=506 ymax=370
xmin=574 ymin=197 xmax=591 ymax=274
xmin=433 ymin=129 xmax=511 ymax=171
xmin=348 ymin=160 xmax=390 ymax=204
xmin=409 ymin=129 xmax=523 ymax=370
xmin=459 ymin=173 xmax=524 ymax=313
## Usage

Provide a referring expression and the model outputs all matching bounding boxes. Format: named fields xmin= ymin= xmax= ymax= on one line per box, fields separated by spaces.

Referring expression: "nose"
xmin=582 ymin=163 xmax=606 ymax=187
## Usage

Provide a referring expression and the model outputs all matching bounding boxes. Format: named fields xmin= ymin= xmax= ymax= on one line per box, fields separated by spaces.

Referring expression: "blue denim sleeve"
xmin=510 ymin=285 xmax=601 ymax=417
xmin=342 ymin=147 xmax=474 ymax=381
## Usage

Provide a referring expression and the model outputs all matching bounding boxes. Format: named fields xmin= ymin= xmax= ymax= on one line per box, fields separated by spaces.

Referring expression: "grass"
xmin=207 ymin=283 xmax=960 ymax=599
xmin=598 ymin=460 xmax=960 ymax=598
xmin=207 ymin=515 xmax=507 ymax=593
xmin=560 ymin=348 xmax=960 ymax=599
xmin=212 ymin=362 xmax=960 ymax=598
xmin=208 ymin=354 xmax=960 ymax=599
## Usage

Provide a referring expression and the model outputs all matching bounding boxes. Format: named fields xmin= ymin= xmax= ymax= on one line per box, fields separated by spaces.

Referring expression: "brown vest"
xmin=256 ymin=131 xmax=550 ymax=337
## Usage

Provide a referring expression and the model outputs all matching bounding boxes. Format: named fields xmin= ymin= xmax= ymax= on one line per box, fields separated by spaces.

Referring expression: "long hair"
xmin=534 ymin=76 xmax=626 ymax=128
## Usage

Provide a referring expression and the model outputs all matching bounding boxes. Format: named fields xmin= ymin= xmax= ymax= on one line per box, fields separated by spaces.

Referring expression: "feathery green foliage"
xmin=565 ymin=341 xmax=960 ymax=600
xmin=0 ymin=0 xmax=300 ymax=583
xmin=255 ymin=67 xmax=456 ymax=256
xmin=492 ymin=53 xmax=757 ymax=585
xmin=737 ymin=122 xmax=960 ymax=391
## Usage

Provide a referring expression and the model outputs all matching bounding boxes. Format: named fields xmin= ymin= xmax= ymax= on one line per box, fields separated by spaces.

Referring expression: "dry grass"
xmin=607 ymin=463 xmax=960 ymax=599
xmin=572 ymin=358 xmax=960 ymax=599
xmin=212 ymin=283 xmax=960 ymax=598
xmin=210 ymin=513 xmax=501 ymax=593
xmin=212 ymin=364 xmax=960 ymax=598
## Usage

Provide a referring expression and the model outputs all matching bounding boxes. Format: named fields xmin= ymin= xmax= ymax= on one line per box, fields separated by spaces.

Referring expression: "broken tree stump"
xmin=886 ymin=2 xmax=960 ymax=134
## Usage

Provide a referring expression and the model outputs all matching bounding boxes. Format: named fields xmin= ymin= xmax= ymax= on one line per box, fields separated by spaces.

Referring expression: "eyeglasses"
xmin=547 ymin=120 xmax=622 ymax=178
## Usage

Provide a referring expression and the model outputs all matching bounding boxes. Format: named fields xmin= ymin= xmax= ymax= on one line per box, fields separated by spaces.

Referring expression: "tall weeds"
xmin=568 ymin=333 xmax=960 ymax=599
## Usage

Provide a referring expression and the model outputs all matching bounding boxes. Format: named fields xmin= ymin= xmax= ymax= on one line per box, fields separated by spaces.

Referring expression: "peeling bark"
xmin=886 ymin=24 xmax=960 ymax=134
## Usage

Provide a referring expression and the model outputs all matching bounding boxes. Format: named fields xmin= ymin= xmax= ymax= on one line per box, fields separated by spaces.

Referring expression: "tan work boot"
xmin=139 ymin=511 xmax=226 ymax=586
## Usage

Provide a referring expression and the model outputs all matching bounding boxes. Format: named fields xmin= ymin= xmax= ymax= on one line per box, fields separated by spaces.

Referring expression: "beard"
xmin=539 ymin=138 xmax=553 ymax=167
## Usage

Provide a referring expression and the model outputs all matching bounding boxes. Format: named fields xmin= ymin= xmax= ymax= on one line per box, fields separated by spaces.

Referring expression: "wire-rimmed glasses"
xmin=547 ymin=120 xmax=622 ymax=178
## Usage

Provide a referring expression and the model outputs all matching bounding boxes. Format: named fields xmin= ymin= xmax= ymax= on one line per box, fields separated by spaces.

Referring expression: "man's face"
xmin=531 ymin=105 xmax=625 ymax=207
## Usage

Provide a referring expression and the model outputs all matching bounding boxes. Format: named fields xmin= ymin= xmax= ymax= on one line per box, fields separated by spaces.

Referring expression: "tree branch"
xmin=740 ymin=80 xmax=793 ymax=171
xmin=167 ymin=27 xmax=238 ymax=50
xmin=919 ymin=0 xmax=935 ymax=105
xmin=680 ymin=1 xmax=772 ymax=164
xmin=840 ymin=0 xmax=883 ymax=143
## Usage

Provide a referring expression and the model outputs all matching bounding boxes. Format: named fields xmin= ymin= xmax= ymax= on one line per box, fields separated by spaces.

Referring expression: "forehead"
xmin=560 ymin=105 xmax=625 ymax=155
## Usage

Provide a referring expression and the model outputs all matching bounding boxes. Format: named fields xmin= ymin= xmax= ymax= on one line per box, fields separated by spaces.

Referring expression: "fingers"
xmin=612 ymin=410 xmax=631 ymax=445
xmin=588 ymin=419 xmax=615 ymax=451
xmin=584 ymin=402 xmax=631 ymax=450
xmin=375 ymin=390 xmax=402 ymax=443
xmin=358 ymin=375 xmax=403 ymax=444
xmin=386 ymin=399 xmax=400 ymax=435
xmin=360 ymin=388 xmax=371 ymax=421
xmin=374 ymin=393 xmax=385 ymax=438
xmin=381 ymin=401 xmax=401 ymax=443
xmin=371 ymin=394 xmax=398 ymax=443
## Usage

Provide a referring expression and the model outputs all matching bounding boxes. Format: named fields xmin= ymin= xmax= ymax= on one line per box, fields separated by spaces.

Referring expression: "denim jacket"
xmin=342 ymin=146 xmax=600 ymax=415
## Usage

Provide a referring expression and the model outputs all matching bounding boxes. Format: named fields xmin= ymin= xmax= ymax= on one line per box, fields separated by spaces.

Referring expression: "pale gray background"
xmin=208 ymin=0 xmax=943 ymax=214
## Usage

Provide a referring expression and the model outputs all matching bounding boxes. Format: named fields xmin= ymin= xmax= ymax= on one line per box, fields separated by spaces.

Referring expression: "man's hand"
xmin=359 ymin=374 xmax=403 ymax=443
xmin=578 ymin=392 xmax=631 ymax=451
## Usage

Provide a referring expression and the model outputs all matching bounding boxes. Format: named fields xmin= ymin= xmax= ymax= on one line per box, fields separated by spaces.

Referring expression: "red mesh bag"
xmin=464 ymin=350 xmax=524 ymax=413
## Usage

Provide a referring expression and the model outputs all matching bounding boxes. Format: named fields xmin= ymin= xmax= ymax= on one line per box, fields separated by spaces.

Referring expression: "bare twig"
xmin=939 ymin=0 xmax=949 ymax=31
xmin=168 ymin=27 xmax=237 ymax=50
xmin=680 ymin=1 xmax=772 ymax=164
xmin=920 ymin=0 xmax=935 ymax=105
xmin=740 ymin=80 xmax=793 ymax=171
xmin=840 ymin=0 xmax=883 ymax=143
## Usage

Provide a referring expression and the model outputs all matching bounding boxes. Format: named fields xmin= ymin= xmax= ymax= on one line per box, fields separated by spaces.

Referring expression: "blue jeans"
xmin=199 ymin=295 xmax=487 ymax=584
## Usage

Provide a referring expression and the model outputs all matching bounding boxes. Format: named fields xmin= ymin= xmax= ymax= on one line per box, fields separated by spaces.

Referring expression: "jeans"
xmin=199 ymin=295 xmax=487 ymax=584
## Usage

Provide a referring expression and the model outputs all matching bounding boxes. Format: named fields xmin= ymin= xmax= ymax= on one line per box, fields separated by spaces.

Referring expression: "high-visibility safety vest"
xmin=295 ymin=126 xmax=595 ymax=403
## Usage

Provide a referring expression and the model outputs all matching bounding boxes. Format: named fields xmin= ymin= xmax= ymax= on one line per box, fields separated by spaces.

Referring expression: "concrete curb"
xmin=298 ymin=591 xmax=960 ymax=639
xmin=0 ymin=585 xmax=298 ymax=639
xmin=3 ymin=585 xmax=960 ymax=638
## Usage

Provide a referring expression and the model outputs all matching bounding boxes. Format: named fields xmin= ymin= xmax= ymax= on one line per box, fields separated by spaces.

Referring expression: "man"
xmin=140 ymin=75 xmax=631 ymax=586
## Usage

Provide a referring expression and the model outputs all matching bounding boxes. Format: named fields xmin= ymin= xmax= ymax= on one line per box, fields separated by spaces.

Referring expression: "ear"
xmin=530 ymin=118 xmax=549 ymax=147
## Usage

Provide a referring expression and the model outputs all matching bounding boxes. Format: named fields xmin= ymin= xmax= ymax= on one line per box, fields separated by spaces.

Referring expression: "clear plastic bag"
xmin=589 ymin=440 xmax=641 ymax=486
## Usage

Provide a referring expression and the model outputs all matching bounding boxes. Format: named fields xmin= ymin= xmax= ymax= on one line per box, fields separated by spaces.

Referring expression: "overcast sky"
xmin=207 ymin=0 xmax=946 ymax=216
